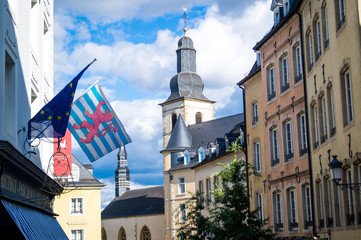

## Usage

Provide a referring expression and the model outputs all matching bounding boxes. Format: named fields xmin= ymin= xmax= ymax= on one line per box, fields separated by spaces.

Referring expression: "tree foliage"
xmin=177 ymin=139 xmax=275 ymax=240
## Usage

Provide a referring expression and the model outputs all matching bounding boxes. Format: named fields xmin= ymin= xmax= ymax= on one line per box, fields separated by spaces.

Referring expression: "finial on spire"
xmin=182 ymin=7 xmax=188 ymax=35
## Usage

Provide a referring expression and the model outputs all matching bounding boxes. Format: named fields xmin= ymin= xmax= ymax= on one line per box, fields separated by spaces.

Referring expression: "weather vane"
xmin=182 ymin=7 xmax=188 ymax=35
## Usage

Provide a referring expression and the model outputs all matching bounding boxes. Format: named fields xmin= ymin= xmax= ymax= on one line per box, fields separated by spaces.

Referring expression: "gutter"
xmin=295 ymin=10 xmax=318 ymax=239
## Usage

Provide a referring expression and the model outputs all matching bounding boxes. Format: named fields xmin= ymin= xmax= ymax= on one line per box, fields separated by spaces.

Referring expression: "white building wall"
xmin=0 ymin=0 xmax=54 ymax=171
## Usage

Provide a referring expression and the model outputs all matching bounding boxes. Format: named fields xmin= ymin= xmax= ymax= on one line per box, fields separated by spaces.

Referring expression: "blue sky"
xmin=54 ymin=0 xmax=274 ymax=207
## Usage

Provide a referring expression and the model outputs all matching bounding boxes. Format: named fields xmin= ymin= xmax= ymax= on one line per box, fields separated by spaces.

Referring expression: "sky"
xmin=54 ymin=0 xmax=274 ymax=207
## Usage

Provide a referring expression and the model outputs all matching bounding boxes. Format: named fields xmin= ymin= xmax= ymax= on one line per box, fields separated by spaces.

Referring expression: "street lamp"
xmin=328 ymin=155 xmax=361 ymax=193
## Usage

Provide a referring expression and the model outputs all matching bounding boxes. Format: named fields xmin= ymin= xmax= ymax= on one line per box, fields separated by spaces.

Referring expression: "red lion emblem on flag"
xmin=73 ymin=100 xmax=119 ymax=143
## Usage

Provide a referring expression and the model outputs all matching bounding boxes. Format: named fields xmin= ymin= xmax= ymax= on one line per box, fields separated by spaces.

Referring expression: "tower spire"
xmin=182 ymin=8 xmax=188 ymax=35
xmin=115 ymin=146 xmax=130 ymax=197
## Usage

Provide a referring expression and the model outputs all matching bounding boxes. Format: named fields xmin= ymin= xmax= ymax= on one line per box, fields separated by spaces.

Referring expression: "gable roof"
xmin=101 ymin=186 xmax=164 ymax=219
xmin=70 ymin=155 xmax=104 ymax=187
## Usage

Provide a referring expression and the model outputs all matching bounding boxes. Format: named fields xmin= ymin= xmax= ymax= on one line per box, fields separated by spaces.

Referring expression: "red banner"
xmin=53 ymin=129 xmax=72 ymax=176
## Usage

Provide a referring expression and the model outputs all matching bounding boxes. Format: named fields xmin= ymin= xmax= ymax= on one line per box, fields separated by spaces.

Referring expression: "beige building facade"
xmin=299 ymin=0 xmax=361 ymax=239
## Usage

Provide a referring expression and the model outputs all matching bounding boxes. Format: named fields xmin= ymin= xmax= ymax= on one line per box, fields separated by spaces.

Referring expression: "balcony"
xmin=295 ymin=74 xmax=302 ymax=83
xmin=304 ymin=220 xmax=313 ymax=229
xmin=321 ymin=134 xmax=328 ymax=143
xmin=268 ymin=91 xmax=276 ymax=101
xmin=275 ymin=223 xmax=284 ymax=232
xmin=327 ymin=217 xmax=333 ymax=227
xmin=319 ymin=219 xmax=324 ymax=228
xmin=271 ymin=158 xmax=279 ymax=167
xmin=281 ymin=82 xmax=290 ymax=93
xmin=347 ymin=214 xmax=355 ymax=226
xmin=300 ymin=148 xmax=308 ymax=156
xmin=284 ymin=152 xmax=294 ymax=162
xmin=289 ymin=222 xmax=298 ymax=231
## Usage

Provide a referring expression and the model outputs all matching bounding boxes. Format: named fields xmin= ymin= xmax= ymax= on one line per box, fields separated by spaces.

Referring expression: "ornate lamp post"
xmin=328 ymin=155 xmax=361 ymax=193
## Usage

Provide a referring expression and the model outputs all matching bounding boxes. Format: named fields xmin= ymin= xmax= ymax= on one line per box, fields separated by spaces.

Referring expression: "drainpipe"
xmin=296 ymin=11 xmax=317 ymax=239
xmin=240 ymin=85 xmax=251 ymax=218
xmin=169 ymin=171 xmax=175 ymax=240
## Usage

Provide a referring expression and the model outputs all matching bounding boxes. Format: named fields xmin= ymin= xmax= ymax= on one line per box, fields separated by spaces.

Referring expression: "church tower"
xmin=160 ymin=32 xmax=215 ymax=158
xmin=160 ymin=20 xmax=215 ymax=239
xmin=115 ymin=146 xmax=130 ymax=197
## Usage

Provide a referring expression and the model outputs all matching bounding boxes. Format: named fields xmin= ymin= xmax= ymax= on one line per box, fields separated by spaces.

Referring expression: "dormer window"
xmin=71 ymin=164 xmax=80 ymax=181
xmin=198 ymin=147 xmax=205 ymax=162
xmin=274 ymin=8 xmax=280 ymax=24
xmin=284 ymin=0 xmax=290 ymax=16
xmin=184 ymin=150 xmax=190 ymax=165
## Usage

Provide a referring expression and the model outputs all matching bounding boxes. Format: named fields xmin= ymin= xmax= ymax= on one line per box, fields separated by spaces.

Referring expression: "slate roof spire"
xmin=166 ymin=115 xmax=192 ymax=151
xmin=163 ymin=32 xmax=211 ymax=104
xmin=115 ymin=146 xmax=130 ymax=197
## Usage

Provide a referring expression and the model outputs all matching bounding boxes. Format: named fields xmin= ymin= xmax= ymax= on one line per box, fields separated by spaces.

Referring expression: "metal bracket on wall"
xmin=268 ymin=174 xmax=271 ymax=190
xmin=291 ymin=96 xmax=295 ymax=112
xmin=328 ymin=149 xmax=331 ymax=163
xmin=348 ymin=134 xmax=352 ymax=158
xmin=295 ymin=166 xmax=300 ymax=183
xmin=280 ymin=171 xmax=284 ymax=188
xmin=319 ymin=154 xmax=323 ymax=175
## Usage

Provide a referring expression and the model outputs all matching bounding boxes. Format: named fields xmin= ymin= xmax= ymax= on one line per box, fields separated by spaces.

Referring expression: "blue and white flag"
xmin=68 ymin=83 xmax=131 ymax=162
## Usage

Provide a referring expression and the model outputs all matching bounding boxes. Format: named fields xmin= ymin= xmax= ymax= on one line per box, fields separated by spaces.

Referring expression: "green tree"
xmin=177 ymin=139 xmax=275 ymax=240
xmin=176 ymin=191 xmax=211 ymax=240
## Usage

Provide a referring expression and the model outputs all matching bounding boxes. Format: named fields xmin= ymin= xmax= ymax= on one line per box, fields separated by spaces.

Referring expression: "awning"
xmin=1 ymin=200 xmax=68 ymax=240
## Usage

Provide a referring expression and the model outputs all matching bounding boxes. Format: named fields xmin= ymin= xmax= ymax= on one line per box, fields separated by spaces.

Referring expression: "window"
xmin=319 ymin=96 xmax=327 ymax=143
xmin=280 ymin=55 xmax=290 ymax=93
xmin=287 ymin=189 xmax=298 ymax=230
xmin=71 ymin=230 xmax=84 ymax=240
xmin=184 ymin=150 xmax=190 ymax=165
xmin=321 ymin=5 xmax=329 ymax=48
xmin=333 ymin=180 xmax=343 ymax=226
xmin=283 ymin=121 xmax=294 ymax=162
xmin=140 ymin=226 xmax=151 ymax=240
xmin=195 ymin=112 xmax=202 ymax=124
xmin=171 ymin=113 xmax=177 ymax=131
xmin=179 ymin=204 xmax=186 ymax=222
xmin=293 ymin=44 xmax=302 ymax=83
xmin=312 ymin=105 xmax=319 ymax=149
xmin=5 ymin=51 xmax=16 ymax=138
xmin=273 ymin=191 xmax=283 ymax=231
xmin=254 ymin=142 xmax=261 ymax=172
xmin=206 ymin=179 xmax=211 ymax=205
xmin=118 ymin=227 xmax=126 ymax=240
xmin=306 ymin=31 xmax=314 ymax=71
xmin=71 ymin=198 xmax=83 ymax=215
xmin=325 ymin=179 xmax=333 ymax=227
xmin=270 ymin=127 xmax=279 ymax=166
xmin=178 ymin=177 xmax=185 ymax=194
xmin=72 ymin=164 xmax=80 ymax=181
xmin=317 ymin=182 xmax=324 ymax=228
xmin=199 ymin=181 xmax=204 ymax=203
xmin=313 ymin=19 xmax=322 ymax=60
xmin=252 ymin=103 xmax=258 ymax=125
xmin=345 ymin=170 xmax=355 ymax=225
xmin=298 ymin=113 xmax=308 ymax=156
xmin=198 ymin=147 xmax=205 ymax=162
xmin=327 ymin=85 xmax=336 ymax=137
xmin=274 ymin=8 xmax=280 ymax=25
xmin=303 ymin=185 xmax=312 ymax=229
xmin=267 ymin=66 xmax=276 ymax=101
xmin=341 ymin=70 xmax=353 ymax=126
xmin=335 ymin=0 xmax=346 ymax=30
xmin=214 ymin=176 xmax=220 ymax=202
xmin=256 ymin=193 xmax=264 ymax=221
xmin=283 ymin=0 xmax=289 ymax=16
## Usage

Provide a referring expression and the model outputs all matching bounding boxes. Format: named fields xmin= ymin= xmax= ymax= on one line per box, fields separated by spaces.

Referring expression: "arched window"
xmin=102 ymin=228 xmax=107 ymax=240
xmin=118 ymin=227 xmax=126 ymax=240
xmin=140 ymin=226 xmax=151 ymax=240
xmin=195 ymin=112 xmax=202 ymax=124
xmin=171 ymin=113 xmax=177 ymax=130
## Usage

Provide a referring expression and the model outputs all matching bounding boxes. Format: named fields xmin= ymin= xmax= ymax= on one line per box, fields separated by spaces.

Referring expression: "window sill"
xmin=279 ymin=86 xmax=291 ymax=98
xmin=294 ymin=75 xmax=303 ymax=88
xmin=336 ymin=20 xmax=347 ymax=37
xmin=267 ymin=96 xmax=277 ymax=105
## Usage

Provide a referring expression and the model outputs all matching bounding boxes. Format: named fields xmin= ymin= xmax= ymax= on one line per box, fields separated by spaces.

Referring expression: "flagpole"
xmin=74 ymin=77 xmax=102 ymax=102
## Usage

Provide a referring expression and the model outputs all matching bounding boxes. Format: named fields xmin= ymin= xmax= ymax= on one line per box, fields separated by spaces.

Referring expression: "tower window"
xmin=171 ymin=113 xmax=177 ymax=131
xmin=195 ymin=112 xmax=202 ymax=124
